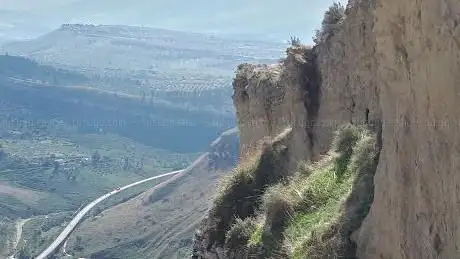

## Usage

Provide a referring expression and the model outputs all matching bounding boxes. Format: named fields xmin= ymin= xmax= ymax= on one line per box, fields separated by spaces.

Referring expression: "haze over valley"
xmin=0 ymin=1 xmax=364 ymax=258
xmin=0 ymin=22 xmax=283 ymax=257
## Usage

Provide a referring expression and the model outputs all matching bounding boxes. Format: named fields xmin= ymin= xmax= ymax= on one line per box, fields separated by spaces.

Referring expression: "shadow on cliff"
xmin=192 ymin=129 xmax=292 ymax=258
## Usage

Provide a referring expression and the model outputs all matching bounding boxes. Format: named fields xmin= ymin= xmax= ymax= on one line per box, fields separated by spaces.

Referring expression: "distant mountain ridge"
xmin=0 ymin=0 xmax=346 ymax=43
xmin=1 ymin=24 xmax=286 ymax=81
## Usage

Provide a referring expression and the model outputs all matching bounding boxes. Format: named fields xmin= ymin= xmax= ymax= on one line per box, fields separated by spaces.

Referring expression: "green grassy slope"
xmin=194 ymin=124 xmax=381 ymax=258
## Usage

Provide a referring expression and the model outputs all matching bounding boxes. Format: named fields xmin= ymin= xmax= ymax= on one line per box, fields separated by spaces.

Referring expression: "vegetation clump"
xmin=225 ymin=217 xmax=258 ymax=253
xmin=209 ymin=142 xmax=289 ymax=247
xmin=219 ymin=124 xmax=380 ymax=258
xmin=289 ymin=36 xmax=301 ymax=47
xmin=313 ymin=2 xmax=346 ymax=44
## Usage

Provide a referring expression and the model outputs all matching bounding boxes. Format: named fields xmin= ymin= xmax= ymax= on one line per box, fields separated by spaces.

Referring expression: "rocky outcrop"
xmin=314 ymin=0 xmax=380 ymax=157
xmin=233 ymin=46 xmax=319 ymax=172
xmin=233 ymin=0 xmax=378 ymax=166
xmin=192 ymin=128 xmax=292 ymax=259
xmin=194 ymin=0 xmax=460 ymax=258
xmin=193 ymin=1 xmax=379 ymax=257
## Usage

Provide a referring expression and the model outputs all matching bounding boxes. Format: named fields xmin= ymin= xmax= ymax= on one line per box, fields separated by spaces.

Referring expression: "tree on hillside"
xmin=91 ymin=150 xmax=101 ymax=168
xmin=122 ymin=156 xmax=131 ymax=171
xmin=75 ymin=236 xmax=84 ymax=251
xmin=137 ymin=155 xmax=145 ymax=171
xmin=0 ymin=144 xmax=4 ymax=160
xmin=289 ymin=36 xmax=301 ymax=46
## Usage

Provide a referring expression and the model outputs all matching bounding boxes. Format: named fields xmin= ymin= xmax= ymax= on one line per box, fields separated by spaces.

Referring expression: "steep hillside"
xmin=64 ymin=128 xmax=239 ymax=259
xmin=0 ymin=55 xmax=88 ymax=84
xmin=193 ymin=0 xmax=460 ymax=258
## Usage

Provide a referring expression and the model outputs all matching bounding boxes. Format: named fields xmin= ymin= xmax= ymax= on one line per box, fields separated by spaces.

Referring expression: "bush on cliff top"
xmin=289 ymin=36 xmax=301 ymax=47
xmin=313 ymin=2 xmax=345 ymax=44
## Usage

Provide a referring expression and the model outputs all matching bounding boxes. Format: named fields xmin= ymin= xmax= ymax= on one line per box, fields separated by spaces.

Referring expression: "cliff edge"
xmin=193 ymin=0 xmax=460 ymax=258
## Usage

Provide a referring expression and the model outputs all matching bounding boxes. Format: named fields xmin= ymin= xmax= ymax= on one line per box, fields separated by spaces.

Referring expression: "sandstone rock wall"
xmin=233 ymin=0 xmax=379 ymax=165
xmin=207 ymin=0 xmax=460 ymax=258
xmin=356 ymin=0 xmax=460 ymax=258
xmin=314 ymin=0 xmax=380 ymax=157
xmin=233 ymin=46 xmax=318 ymax=172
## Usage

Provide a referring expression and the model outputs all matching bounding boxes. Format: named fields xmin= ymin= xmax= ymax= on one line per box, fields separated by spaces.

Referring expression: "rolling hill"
xmin=0 ymin=0 xmax=346 ymax=42
xmin=1 ymin=24 xmax=285 ymax=79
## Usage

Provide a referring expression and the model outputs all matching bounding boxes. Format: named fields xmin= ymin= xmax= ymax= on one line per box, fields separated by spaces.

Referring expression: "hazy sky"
xmin=0 ymin=0 xmax=348 ymax=43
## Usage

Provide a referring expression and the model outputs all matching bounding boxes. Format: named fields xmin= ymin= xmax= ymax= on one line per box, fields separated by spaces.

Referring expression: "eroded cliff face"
xmin=233 ymin=46 xmax=319 ymax=172
xmin=314 ymin=0 xmax=380 ymax=157
xmin=233 ymin=0 xmax=379 ymax=166
xmin=356 ymin=0 xmax=460 ymax=258
xmin=195 ymin=0 xmax=460 ymax=258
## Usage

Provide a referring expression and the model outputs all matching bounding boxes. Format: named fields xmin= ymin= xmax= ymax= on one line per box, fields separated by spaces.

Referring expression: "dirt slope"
xmin=66 ymin=129 xmax=238 ymax=258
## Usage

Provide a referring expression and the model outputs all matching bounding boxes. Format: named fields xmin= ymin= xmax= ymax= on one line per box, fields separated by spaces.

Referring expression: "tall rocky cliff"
xmin=193 ymin=0 xmax=460 ymax=258
xmin=357 ymin=0 xmax=460 ymax=258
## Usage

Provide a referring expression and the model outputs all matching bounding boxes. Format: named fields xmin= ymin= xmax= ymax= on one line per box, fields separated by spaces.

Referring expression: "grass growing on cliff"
xmin=285 ymin=162 xmax=354 ymax=258
xmin=243 ymin=124 xmax=379 ymax=258
xmin=208 ymin=142 xmax=289 ymax=247
xmin=225 ymin=217 xmax=258 ymax=250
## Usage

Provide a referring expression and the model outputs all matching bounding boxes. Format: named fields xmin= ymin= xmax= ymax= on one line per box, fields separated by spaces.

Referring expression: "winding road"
xmin=35 ymin=152 xmax=208 ymax=259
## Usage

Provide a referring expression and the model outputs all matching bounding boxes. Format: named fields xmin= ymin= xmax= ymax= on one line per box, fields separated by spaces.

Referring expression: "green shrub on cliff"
xmin=225 ymin=217 xmax=258 ymax=249
xmin=289 ymin=36 xmax=301 ymax=46
xmin=209 ymin=142 xmax=289 ymax=247
xmin=196 ymin=124 xmax=380 ymax=258
xmin=243 ymin=124 xmax=379 ymax=258
xmin=313 ymin=2 xmax=345 ymax=44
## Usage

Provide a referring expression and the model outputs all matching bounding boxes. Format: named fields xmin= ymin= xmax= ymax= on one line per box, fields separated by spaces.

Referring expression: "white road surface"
xmin=36 ymin=152 xmax=208 ymax=259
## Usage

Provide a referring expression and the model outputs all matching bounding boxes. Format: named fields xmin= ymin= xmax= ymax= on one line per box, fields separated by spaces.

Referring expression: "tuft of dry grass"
xmin=207 ymin=141 xmax=291 ymax=248
xmin=225 ymin=217 xmax=257 ymax=250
